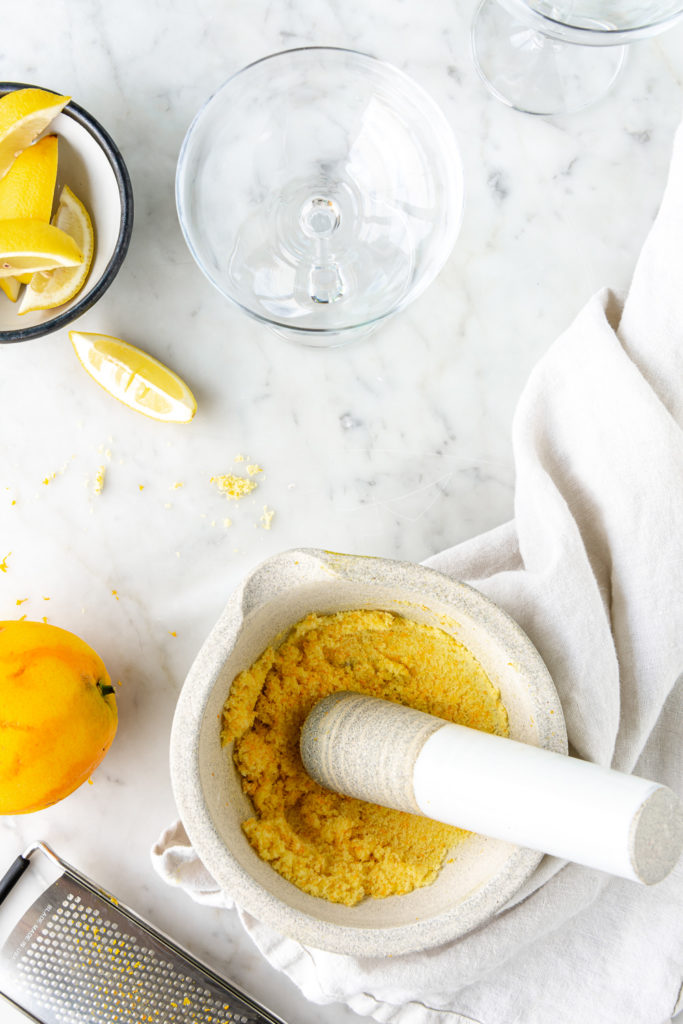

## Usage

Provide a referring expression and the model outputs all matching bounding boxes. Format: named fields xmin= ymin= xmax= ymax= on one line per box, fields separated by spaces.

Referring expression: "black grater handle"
xmin=0 ymin=855 xmax=30 ymax=905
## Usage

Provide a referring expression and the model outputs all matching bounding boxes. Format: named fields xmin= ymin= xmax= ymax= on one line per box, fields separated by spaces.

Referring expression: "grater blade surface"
xmin=0 ymin=871 xmax=281 ymax=1024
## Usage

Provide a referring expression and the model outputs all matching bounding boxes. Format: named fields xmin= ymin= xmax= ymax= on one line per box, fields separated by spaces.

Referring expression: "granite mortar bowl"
xmin=0 ymin=82 xmax=133 ymax=344
xmin=170 ymin=548 xmax=567 ymax=956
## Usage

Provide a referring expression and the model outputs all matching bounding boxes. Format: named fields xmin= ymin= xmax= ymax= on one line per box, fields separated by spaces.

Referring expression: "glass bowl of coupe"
xmin=176 ymin=47 xmax=464 ymax=347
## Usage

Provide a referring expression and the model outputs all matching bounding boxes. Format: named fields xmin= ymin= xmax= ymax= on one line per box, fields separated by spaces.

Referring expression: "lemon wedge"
xmin=0 ymin=134 xmax=60 ymax=290
xmin=0 ymin=88 xmax=69 ymax=180
xmin=19 ymin=186 xmax=94 ymax=314
xmin=0 ymin=133 xmax=58 ymax=221
xmin=69 ymin=331 xmax=197 ymax=423
xmin=0 ymin=276 xmax=20 ymax=302
xmin=0 ymin=218 xmax=83 ymax=277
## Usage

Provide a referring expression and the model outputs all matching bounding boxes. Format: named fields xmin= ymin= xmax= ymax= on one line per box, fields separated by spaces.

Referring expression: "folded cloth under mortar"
xmin=151 ymin=117 xmax=683 ymax=1024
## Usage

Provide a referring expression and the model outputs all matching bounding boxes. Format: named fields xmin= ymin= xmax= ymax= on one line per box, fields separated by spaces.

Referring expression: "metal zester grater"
xmin=0 ymin=842 xmax=287 ymax=1024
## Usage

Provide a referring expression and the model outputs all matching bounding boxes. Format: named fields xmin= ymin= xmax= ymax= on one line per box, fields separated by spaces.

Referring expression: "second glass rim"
xmin=492 ymin=0 xmax=683 ymax=45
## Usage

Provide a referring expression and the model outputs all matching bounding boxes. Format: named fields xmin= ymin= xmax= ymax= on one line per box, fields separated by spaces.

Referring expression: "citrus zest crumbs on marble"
xmin=246 ymin=463 xmax=263 ymax=476
xmin=171 ymin=481 xmax=184 ymax=489
xmin=234 ymin=454 xmax=245 ymax=462
xmin=139 ymin=484 xmax=145 ymax=491
xmin=93 ymin=465 xmax=106 ymax=494
xmin=0 ymin=553 xmax=11 ymax=572
xmin=210 ymin=473 xmax=257 ymax=500
xmin=15 ymin=598 xmax=27 ymax=605
xmin=112 ymin=590 xmax=119 ymax=601
xmin=169 ymin=631 xmax=177 ymax=637
xmin=223 ymin=518 xmax=232 ymax=528
xmin=259 ymin=505 xmax=275 ymax=530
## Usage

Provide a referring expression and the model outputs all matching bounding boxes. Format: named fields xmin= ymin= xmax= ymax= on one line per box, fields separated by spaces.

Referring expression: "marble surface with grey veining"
xmin=1 ymin=2 xmax=682 ymax=1022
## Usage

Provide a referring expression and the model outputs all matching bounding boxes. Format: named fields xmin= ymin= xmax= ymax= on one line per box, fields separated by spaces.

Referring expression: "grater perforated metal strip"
xmin=0 ymin=843 xmax=287 ymax=1024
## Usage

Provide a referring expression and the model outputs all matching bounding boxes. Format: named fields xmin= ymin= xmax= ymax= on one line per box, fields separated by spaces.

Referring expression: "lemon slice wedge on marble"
xmin=0 ymin=88 xmax=69 ymax=180
xmin=69 ymin=331 xmax=197 ymax=423
xmin=20 ymin=186 xmax=94 ymax=313
xmin=0 ymin=218 xmax=83 ymax=277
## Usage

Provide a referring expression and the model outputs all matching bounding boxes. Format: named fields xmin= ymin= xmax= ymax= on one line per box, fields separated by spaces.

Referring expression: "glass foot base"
xmin=266 ymin=320 xmax=379 ymax=348
xmin=471 ymin=0 xmax=627 ymax=115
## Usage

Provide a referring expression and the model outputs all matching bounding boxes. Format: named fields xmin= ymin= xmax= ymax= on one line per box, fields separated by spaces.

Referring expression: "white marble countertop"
xmin=1 ymin=2 xmax=682 ymax=1022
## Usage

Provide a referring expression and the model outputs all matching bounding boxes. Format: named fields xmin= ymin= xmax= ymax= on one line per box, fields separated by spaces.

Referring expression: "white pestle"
xmin=300 ymin=691 xmax=683 ymax=885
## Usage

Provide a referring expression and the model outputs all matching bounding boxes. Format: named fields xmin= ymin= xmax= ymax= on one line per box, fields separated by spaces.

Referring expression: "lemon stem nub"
xmin=97 ymin=680 xmax=116 ymax=698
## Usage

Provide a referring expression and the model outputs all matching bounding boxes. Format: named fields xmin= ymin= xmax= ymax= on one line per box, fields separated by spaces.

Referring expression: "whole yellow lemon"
xmin=0 ymin=620 xmax=118 ymax=814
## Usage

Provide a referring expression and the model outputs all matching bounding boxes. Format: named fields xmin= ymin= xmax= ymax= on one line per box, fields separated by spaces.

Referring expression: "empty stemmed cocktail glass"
xmin=176 ymin=47 xmax=464 ymax=346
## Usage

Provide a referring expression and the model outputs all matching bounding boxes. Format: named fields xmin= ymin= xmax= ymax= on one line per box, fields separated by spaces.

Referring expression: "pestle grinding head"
xmin=300 ymin=690 xmax=445 ymax=815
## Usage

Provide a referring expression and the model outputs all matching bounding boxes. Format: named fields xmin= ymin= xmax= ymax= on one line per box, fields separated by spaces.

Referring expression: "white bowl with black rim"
xmin=0 ymin=82 xmax=133 ymax=344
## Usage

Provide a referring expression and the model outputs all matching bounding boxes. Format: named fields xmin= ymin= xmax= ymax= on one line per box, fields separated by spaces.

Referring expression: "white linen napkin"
xmin=151 ymin=116 xmax=683 ymax=1024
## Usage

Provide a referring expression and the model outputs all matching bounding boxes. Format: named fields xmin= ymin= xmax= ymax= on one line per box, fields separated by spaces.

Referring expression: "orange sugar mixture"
xmin=221 ymin=609 xmax=508 ymax=906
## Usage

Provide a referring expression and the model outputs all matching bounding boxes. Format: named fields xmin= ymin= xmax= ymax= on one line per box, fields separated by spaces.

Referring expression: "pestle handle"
xmin=300 ymin=691 xmax=683 ymax=885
